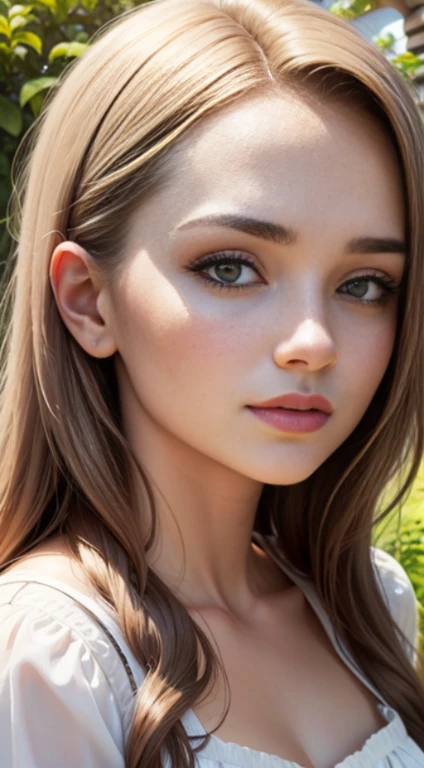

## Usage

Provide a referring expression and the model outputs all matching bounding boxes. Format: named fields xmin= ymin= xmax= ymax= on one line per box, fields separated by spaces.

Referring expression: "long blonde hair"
xmin=1 ymin=0 xmax=424 ymax=764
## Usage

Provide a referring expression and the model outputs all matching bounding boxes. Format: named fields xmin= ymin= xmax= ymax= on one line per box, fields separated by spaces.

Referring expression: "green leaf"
xmin=375 ymin=33 xmax=395 ymax=52
xmin=329 ymin=0 xmax=376 ymax=20
xmin=75 ymin=31 xmax=89 ymax=43
xmin=48 ymin=40 xmax=88 ymax=62
xmin=19 ymin=75 xmax=56 ymax=107
xmin=32 ymin=0 xmax=56 ymax=11
xmin=0 ymin=40 xmax=11 ymax=55
xmin=392 ymin=52 xmax=424 ymax=75
xmin=0 ymin=95 xmax=22 ymax=136
xmin=0 ymin=13 xmax=11 ymax=38
xmin=55 ymin=0 xmax=74 ymax=23
xmin=8 ymin=4 xmax=34 ymax=18
xmin=34 ymin=0 xmax=56 ymax=16
xmin=29 ymin=90 xmax=45 ymax=117
xmin=10 ymin=29 xmax=42 ymax=54
xmin=10 ymin=13 xmax=35 ymax=31
xmin=79 ymin=0 xmax=99 ymax=10
xmin=395 ymin=52 xmax=419 ymax=62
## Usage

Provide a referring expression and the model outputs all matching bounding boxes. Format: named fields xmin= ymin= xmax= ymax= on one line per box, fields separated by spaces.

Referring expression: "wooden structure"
xmin=405 ymin=8 xmax=424 ymax=109
xmin=405 ymin=5 xmax=424 ymax=53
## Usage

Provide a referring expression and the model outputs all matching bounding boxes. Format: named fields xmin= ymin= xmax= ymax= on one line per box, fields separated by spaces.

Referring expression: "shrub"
xmin=0 ymin=0 xmax=149 ymax=265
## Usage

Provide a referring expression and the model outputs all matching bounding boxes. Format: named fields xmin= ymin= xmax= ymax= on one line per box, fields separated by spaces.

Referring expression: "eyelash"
xmin=187 ymin=251 xmax=400 ymax=306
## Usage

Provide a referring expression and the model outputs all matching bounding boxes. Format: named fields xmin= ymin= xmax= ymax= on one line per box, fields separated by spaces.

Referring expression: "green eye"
xmin=338 ymin=276 xmax=399 ymax=305
xmin=188 ymin=252 xmax=262 ymax=291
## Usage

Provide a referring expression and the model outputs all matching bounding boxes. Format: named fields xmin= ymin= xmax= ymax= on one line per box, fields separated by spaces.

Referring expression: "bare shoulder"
xmin=2 ymin=534 xmax=97 ymax=600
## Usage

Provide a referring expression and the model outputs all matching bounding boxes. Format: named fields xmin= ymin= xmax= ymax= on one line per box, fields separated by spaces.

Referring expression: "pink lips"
xmin=246 ymin=393 xmax=332 ymax=434
xmin=250 ymin=393 xmax=333 ymax=412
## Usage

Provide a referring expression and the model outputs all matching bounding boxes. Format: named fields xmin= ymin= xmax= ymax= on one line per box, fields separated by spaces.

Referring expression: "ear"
xmin=49 ymin=241 xmax=118 ymax=358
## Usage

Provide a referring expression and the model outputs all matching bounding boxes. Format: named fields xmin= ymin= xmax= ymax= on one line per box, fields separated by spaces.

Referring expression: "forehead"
xmin=127 ymin=91 xmax=404 ymax=246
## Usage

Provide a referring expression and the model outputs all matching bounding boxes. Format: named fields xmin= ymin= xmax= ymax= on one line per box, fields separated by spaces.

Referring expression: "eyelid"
xmin=189 ymin=250 xmax=258 ymax=269
xmin=187 ymin=252 xmax=403 ymax=296
xmin=190 ymin=254 xmax=401 ymax=276
xmin=340 ymin=267 xmax=401 ymax=283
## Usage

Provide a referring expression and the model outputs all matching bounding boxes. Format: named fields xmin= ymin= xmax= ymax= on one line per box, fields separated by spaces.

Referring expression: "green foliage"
xmin=375 ymin=32 xmax=397 ymax=52
xmin=0 ymin=0 xmax=149 ymax=267
xmin=391 ymin=52 xmax=424 ymax=78
xmin=328 ymin=0 xmax=377 ymax=21
xmin=374 ymin=33 xmax=424 ymax=79
xmin=328 ymin=2 xmax=424 ymax=83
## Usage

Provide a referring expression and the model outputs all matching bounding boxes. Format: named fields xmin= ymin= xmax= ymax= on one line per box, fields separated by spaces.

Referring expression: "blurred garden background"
xmin=1 ymin=0 xmax=423 ymax=669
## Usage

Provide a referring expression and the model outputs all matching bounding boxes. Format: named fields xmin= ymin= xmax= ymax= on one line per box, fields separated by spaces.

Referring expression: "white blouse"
xmin=0 ymin=534 xmax=423 ymax=768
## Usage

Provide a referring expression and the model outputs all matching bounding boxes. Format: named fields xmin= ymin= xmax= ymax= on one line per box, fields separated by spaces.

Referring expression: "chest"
xmin=190 ymin=591 xmax=386 ymax=768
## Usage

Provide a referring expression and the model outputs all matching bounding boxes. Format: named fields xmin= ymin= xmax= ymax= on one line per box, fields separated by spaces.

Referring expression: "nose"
xmin=273 ymin=317 xmax=338 ymax=372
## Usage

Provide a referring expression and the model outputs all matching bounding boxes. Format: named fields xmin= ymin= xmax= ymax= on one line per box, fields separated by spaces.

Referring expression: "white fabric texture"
xmin=0 ymin=537 xmax=423 ymax=768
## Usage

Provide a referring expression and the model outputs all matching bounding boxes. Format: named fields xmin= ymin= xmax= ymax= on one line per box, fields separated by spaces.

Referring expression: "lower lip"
xmin=246 ymin=407 xmax=330 ymax=433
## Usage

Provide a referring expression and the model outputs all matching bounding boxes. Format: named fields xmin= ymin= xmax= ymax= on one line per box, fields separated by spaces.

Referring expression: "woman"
xmin=0 ymin=0 xmax=423 ymax=765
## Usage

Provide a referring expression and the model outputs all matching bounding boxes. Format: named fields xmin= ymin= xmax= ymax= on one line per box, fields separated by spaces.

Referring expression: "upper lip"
xmin=248 ymin=393 xmax=333 ymax=413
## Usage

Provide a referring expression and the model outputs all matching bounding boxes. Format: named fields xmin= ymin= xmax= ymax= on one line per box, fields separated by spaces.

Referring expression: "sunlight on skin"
xmin=51 ymin=91 xmax=405 ymax=615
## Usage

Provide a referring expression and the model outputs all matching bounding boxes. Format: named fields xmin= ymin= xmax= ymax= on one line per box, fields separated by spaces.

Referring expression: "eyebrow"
xmin=176 ymin=214 xmax=406 ymax=255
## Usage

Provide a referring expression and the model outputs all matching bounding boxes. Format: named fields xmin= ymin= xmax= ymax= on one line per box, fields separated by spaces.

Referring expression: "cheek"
xmin=339 ymin=309 xmax=397 ymax=417
xmin=112 ymin=270 xmax=247 ymax=409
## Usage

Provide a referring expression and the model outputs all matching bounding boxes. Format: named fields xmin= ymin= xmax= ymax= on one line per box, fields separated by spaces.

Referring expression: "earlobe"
xmin=49 ymin=241 xmax=118 ymax=358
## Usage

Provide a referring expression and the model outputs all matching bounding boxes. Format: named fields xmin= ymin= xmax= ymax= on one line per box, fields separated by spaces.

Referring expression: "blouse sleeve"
xmin=371 ymin=546 xmax=419 ymax=666
xmin=0 ymin=600 xmax=126 ymax=768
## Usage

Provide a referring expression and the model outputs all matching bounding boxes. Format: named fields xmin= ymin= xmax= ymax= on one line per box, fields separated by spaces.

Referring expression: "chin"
xmin=245 ymin=459 xmax=324 ymax=487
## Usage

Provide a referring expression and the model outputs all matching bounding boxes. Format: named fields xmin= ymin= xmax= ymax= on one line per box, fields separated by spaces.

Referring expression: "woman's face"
xmin=100 ymin=91 xmax=405 ymax=485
